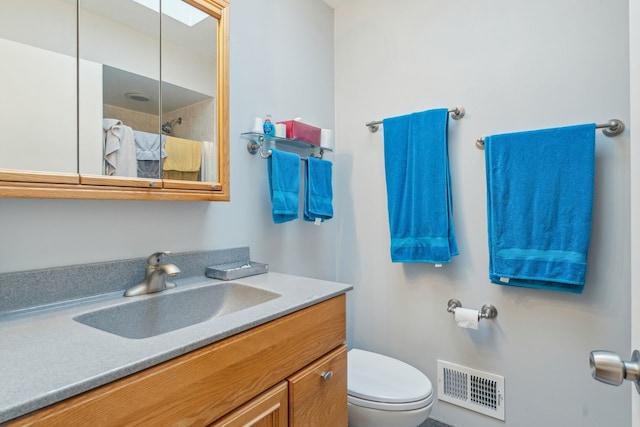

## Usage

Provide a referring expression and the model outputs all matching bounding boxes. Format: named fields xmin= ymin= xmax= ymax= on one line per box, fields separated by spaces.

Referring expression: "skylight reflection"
xmin=131 ymin=0 xmax=208 ymax=26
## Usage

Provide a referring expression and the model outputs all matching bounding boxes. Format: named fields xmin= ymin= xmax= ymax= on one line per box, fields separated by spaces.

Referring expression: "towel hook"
xmin=246 ymin=136 xmax=273 ymax=158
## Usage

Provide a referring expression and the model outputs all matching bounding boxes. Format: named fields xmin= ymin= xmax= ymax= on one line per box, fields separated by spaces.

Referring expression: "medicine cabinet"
xmin=0 ymin=0 xmax=229 ymax=201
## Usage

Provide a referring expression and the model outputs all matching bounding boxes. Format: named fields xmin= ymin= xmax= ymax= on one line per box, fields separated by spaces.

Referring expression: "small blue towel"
xmin=304 ymin=157 xmax=333 ymax=222
xmin=267 ymin=149 xmax=300 ymax=223
xmin=383 ymin=108 xmax=458 ymax=263
xmin=485 ymin=123 xmax=596 ymax=293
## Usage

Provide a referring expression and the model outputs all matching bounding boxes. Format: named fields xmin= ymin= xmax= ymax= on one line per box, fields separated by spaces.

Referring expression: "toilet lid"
xmin=348 ymin=349 xmax=433 ymax=404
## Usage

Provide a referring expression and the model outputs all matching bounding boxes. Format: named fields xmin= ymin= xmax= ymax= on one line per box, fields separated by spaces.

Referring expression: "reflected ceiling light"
xmin=125 ymin=92 xmax=150 ymax=102
xmin=131 ymin=0 xmax=208 ymax=27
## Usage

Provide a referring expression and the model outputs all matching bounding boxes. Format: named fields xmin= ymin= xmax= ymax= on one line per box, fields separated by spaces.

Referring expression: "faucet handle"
xmin=146 ymin=251 xmax=172 ymax=267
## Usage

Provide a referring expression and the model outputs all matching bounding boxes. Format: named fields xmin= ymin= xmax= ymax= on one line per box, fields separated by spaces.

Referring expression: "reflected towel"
xmin=102 ymin=118 xmax=137 ymax=177
xmin=304 ymin=157 xmax=333 ymax=222
xmin=383 ymin=108 xmax=458 ymax=263
xmin=268 ymin=149 xmax=300 ymax=223
xmin=133 ymin=130 xmax=167 ymax=178
xmin=201 ymin=140 xmax=218 ymax=182
xmin=163 ymin=136 xmax=202 ymax=181
xmin=485 ymin=123 xmax=596 ymax=293
xmin=133 ymin=130 xmax=167 ymax=160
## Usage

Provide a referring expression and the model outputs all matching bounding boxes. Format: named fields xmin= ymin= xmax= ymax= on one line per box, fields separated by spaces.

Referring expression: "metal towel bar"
xmin=365 ymin=106 xmax=465 ymax=133
xmin=475 ymin=119 xmax=625 ymax=149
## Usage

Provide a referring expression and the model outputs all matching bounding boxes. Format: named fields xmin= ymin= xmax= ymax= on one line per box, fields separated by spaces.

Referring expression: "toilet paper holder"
xmin=447 ymin=298 xmax=498 ymax=320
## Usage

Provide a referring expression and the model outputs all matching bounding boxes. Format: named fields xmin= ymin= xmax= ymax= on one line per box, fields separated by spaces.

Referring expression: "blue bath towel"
xmin=484 ymin=123 xmax=596 ymax=293
xmin=383 ymin=108 xmax=458 ymax=263
xmin=304 ymin=157 xmax=333 ymax=222
xmin=267 ymin=149 xmax=300 ymax=223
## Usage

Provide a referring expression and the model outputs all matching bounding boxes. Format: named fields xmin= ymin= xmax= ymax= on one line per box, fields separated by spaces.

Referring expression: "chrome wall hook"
xmin=246 ymin=135 xmax=272 ymax=158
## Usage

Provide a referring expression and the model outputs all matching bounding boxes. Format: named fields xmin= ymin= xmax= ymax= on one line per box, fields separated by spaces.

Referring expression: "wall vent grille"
xmin=437 ymin=360 xmax=505 ymax=421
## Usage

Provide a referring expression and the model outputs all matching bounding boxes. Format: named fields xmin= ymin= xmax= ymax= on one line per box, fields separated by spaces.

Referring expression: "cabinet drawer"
xmin=287 ymin=345 xmax=347 ymax=427
xmin=210 ymin=382 xmax=288 ymax=427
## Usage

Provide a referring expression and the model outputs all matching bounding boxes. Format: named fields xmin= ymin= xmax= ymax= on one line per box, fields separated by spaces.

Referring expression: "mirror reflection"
xmin=80 ymin=0 xmax=218 ymax=183
xmin=0 ymin=0 xmax=218 ymax=184
xmin=0 ymin=0 xmax=78 ymax=174
xmin=161 ymin=1 xmax=218 ymax=182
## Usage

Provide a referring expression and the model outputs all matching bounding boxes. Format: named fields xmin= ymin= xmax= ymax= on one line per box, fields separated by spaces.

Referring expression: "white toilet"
xmin=347 ymin=349 xmax=434 ymax=427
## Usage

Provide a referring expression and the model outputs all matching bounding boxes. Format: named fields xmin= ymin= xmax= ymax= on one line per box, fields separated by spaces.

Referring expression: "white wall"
xmin=630 ymin=0 xmax=640 ymax=424
xmin=334 ymin=1 xmax=630 ymax=426
xmin=79 ymin=59 xmax=106 ymax=175
xmin=0 ymin=0 xmax=336 ymax=284
xmin=0 ymin=2 xmax=77 ymax=173
xmin=0 ymin=38 xmax=77 ymax=173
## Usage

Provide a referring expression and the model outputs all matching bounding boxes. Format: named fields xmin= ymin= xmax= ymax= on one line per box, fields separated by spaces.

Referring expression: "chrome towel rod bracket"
xmin=366 ymin=106 xmax=465 ymax=133
xmin=475 ymin=119 xmax=625 ymax=150
xmin=247 ymin=136 xmax=274 ymax=159
xmin=246 ymin=135 xmax=324 ymax=160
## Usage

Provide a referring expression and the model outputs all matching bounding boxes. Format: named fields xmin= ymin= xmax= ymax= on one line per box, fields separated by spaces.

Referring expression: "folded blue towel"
xmin=267 ymin=149 xmax=300 ymax=223
xmin=485 ymin=123 xmax=596 ymax=293
xmin=383 ymin=108 xmax=458 ymax=263
xmin=304 ymin=157 xmax=333 ymax=222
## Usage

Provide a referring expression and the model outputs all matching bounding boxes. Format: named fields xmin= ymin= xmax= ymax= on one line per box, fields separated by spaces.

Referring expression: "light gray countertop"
xmin=0 ymin=272 xmax=352 ymax=424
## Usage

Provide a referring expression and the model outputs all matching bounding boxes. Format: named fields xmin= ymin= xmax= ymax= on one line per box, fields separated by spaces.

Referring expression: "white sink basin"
xmin=73 ymin=282 xmax=280 ymax=339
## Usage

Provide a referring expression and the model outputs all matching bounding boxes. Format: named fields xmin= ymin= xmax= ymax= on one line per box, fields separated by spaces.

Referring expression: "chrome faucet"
xmin=124 ymin=251 xmax=181 ymax=297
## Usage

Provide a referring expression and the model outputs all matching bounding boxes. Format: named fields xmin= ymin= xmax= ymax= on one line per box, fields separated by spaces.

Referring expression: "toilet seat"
xmin=348 ymin=393 xmax=433 ymax=411
xmin=348 ymin=349 xmax=434 ymax=412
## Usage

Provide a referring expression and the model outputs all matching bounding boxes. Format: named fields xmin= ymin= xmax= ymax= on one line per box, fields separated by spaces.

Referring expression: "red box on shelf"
xmin=277 ymin=120 xmax=322 ymax=146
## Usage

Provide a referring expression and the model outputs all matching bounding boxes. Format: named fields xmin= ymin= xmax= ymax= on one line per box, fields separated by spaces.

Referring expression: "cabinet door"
xmin=210 ymin=382 xmax=288 ymax=427
xmin=288 ymin=345 xmax=347 ymax=427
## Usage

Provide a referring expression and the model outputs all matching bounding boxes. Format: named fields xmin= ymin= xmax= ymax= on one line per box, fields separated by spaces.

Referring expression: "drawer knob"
xmin=321 ymin=370 xmax=333 ymax=381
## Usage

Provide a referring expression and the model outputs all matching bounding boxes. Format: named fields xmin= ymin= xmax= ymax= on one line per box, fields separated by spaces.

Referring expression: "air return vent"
xmin=437 ymin=360 xmax=505 ymax=421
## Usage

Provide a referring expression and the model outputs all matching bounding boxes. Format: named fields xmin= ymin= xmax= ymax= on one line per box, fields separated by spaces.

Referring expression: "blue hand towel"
xmin=304 ymin=157 xmax=333 ymax=222
xmin=267 ymin=149 xmax=300 ymax=223
xmin=383 ymin=108 xmax=458 ymax=263
xmin=484 ymin=123 xmax=596 ymax=293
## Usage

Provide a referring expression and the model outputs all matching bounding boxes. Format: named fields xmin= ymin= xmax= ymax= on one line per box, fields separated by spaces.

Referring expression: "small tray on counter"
xmin=205 ymin=261 xmax=269 ymax=281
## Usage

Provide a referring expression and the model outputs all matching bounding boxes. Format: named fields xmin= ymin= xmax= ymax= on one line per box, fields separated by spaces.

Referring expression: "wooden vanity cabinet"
xmin=210 ymin=345 xmax=347 ymax=427
xmin=210 ymin=382 xmax=289 ymax=427
xmin=8 ymin=295 xmax=347 ymax=427
xmin=288 ymin=345 xmax=348 ymax=426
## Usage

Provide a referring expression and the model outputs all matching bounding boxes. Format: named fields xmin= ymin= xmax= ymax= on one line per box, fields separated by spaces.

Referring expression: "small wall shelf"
xmin=241 ymin=132 xmax=332 ymax=159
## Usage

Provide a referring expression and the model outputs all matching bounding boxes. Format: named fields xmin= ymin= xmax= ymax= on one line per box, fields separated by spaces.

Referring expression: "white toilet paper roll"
xmin=321 ymin=129 xmax=334 ymax=151
xmin=455 ymin=308 xmax=479 ymax=330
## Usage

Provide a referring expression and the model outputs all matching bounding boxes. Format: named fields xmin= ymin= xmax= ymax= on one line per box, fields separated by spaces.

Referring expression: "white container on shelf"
xmin=321 ymin=128 xmax=334 ymax=150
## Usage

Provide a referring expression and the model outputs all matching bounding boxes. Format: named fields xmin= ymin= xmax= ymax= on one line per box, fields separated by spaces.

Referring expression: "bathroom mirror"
xmin=0 ymin=0 xmax=229 ymax=201
xmin=0 ymin=0 xmax=78 ymax=175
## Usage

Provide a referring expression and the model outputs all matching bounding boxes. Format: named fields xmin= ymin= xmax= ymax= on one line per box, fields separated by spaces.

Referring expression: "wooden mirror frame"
xmin=0 ymin=0 xmax=230 ymax=202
